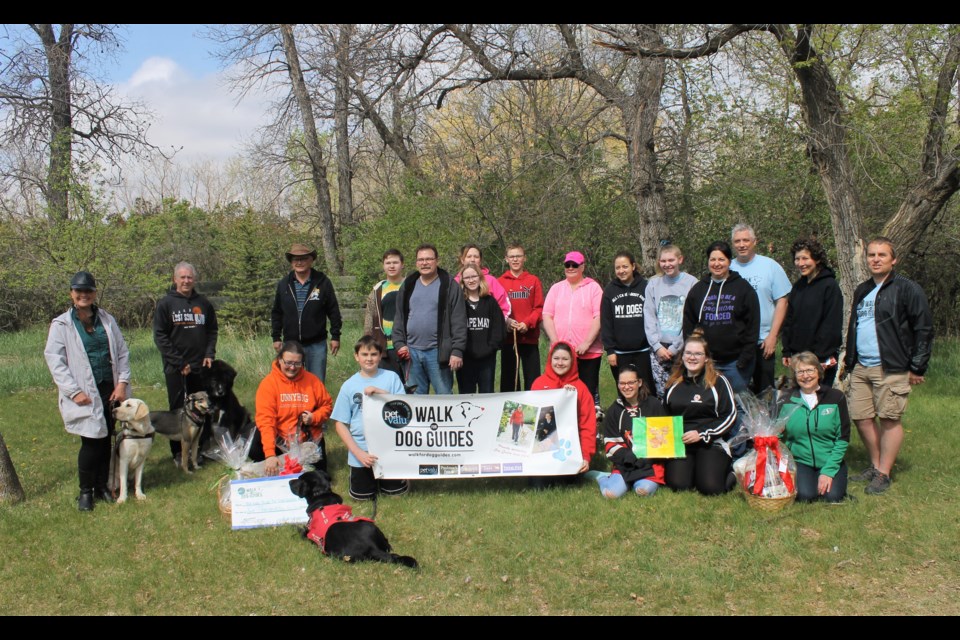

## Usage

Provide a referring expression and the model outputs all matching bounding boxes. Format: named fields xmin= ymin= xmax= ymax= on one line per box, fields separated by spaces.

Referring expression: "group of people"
xmin=44 ymin=228 xmax=932 ymax=511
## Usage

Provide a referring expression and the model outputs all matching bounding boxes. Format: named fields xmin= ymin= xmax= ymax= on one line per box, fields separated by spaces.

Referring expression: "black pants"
xmin=500 ymin=343 xmax=541 ymax=392
xmin=577 ymin=357 xmax=601 ymax=406
xmin=608 ymin=351 xmax=656 ymax=397
xmin=78 ymin=380 xmax=115 ymax=491
xmin=749 ymin=344 xmax=776 ymax=395
xmin=796 ymin=461 xmax=847 ymax=503
xmin=164 ymin=369 xmax=208 ymax=457
xmin=457 ymin=353 xmax=497 ymax=393
xmin=665 ymin=441 xmax=731 ymax=496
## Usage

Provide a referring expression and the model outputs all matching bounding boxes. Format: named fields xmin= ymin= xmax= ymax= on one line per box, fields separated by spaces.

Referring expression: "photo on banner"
xmin=365 ymin=390 xmax=582 ymax=479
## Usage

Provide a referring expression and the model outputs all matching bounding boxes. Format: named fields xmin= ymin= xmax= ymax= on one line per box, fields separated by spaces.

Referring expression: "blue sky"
xmin=111 ymin=24 xmax=221 ymax=82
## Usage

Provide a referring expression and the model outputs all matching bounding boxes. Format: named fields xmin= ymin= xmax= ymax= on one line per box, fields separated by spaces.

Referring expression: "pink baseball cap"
xmin=563 ymin=251 xmax=585 ymax=265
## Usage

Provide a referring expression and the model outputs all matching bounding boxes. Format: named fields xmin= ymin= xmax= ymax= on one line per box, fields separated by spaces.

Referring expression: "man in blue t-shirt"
xmin=844 ymin=237 xmax=932 ymax=496
xmin=332 ymin=335 xmax=408 ymax=500
xmin=729 ymin=224 xmax=791 ymax=393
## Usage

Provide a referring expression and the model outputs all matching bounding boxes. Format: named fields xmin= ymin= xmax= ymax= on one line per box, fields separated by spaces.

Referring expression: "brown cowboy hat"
xmin=285 ymin=243 xmax=318 ymax=262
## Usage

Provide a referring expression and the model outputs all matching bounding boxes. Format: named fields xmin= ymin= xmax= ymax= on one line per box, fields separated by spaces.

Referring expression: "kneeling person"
xmin=333 ymin=335 xmax=409 ymax=500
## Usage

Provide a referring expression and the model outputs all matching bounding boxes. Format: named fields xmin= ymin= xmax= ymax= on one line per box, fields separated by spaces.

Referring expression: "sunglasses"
xmin=564 ymin=261 xmax=582 ymax=269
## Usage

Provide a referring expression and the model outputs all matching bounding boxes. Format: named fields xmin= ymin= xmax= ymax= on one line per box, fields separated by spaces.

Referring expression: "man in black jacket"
xmin=844 ymin=237 xmax=933 ymax=495
xmin=154 ymin=261 xmax=218 ymax=460
xmin=271 ymin=243 xmax=342 ymax=382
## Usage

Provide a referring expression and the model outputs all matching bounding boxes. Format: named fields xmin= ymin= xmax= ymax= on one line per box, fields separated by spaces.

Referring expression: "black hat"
xmin=70 ymin=271 xmax=97 ymax=291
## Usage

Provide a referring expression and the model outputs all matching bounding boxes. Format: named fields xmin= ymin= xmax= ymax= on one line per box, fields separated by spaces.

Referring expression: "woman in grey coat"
xmin=44 ymin=272 xmax=131 ymax=511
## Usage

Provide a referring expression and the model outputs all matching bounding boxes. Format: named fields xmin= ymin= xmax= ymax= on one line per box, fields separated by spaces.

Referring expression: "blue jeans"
xmin=598 ymin=472 xmax=659 ymax=498
xmin=796 ymin=461 xmax=848 ymax=503
xmin=407 ymin=347 xmax=453 ymax=395
xmin=302 ymin=340 xmax=328 ymax=383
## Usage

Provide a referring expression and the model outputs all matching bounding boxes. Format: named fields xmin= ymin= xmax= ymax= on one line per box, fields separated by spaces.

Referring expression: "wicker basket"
xmin=742 ymin=488 xmax=796 ymax=512
xmin=216 ymin=471 xmax=258 ymax=516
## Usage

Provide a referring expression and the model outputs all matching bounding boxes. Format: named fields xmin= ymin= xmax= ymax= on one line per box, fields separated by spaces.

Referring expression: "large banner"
xmin=364 ymin=389 xmax=582 ymax=479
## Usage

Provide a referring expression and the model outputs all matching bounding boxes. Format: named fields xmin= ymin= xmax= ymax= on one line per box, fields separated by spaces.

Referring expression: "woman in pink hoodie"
xmin=542 ymin=251 xmax=604 ymax=418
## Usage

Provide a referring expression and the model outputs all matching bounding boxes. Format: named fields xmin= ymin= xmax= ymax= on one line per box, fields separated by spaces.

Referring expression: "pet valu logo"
xmin=382 ymin=400 xmax=413 ymax=428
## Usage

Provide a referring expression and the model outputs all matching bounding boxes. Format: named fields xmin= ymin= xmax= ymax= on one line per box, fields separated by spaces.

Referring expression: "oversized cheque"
xmin=364 ymin=389 xmax=582 ymax=478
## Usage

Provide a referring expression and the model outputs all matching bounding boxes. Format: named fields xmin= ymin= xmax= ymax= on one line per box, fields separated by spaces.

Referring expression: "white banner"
xmin=363 ymin=389 xmax=582 ymax=479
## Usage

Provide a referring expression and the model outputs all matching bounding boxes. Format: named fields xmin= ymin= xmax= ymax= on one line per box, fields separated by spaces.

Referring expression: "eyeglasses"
xmin=684 ymin=352 xmax=706 ymax=359
xmin=462 ymin=276 xmax=480 ymax=282
xmin=796 ymin=368 xmax=818 ymax=378
xmin=564 ymin=261 xmax=582 ymax=269
xmin=291 ymin=255 xmax=312 ymax=262
xmin=617 ymin=380 xmax=639 ymax=387
xmin=280 ymin=359 xmax=304 ymax=368
xmin=416 ymin=257 xmax=437 ymax=263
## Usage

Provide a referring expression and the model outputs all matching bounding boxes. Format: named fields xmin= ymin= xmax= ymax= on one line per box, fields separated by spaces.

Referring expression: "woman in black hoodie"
xmin=601 ymin=251 xmax=655 ymax=392
xmin=682 ymin=241 xmax=759 ymax=393
xmin=781 ymin=237 xmax=844 ymax=386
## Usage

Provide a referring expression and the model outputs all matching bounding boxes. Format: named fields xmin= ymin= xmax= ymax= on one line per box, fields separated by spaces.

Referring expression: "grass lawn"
xmin=0 ymin=324 xmax=957 ymax=615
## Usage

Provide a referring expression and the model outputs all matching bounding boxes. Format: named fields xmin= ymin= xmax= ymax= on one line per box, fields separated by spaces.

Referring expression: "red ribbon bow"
xmin=281 ymin=456 xmax=303 ymax=475
xmin=749 ymin=436 xmax=795 ymax=496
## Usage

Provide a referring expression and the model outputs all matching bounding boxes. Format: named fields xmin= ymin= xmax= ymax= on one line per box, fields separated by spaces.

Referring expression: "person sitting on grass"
xmin=599 ymin=365 xmax=667 ymax=499
xmin=778 ymin=351 xmax=850 ymax=503
xmin=332 ymin=335 xmax=409 ymax=501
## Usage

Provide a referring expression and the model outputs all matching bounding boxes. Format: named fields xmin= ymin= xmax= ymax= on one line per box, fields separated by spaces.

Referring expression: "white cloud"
xmin=117 ymin=57 xmax=276 ymax=164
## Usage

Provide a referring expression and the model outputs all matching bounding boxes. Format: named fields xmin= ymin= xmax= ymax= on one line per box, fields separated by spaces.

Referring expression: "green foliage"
xmin=213 ymin=207 xmax=295 ymax=337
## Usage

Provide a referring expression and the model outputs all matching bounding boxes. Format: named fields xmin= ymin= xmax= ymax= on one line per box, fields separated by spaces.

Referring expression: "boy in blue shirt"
xmin=332 ymin=335 xmax=408 ymax=500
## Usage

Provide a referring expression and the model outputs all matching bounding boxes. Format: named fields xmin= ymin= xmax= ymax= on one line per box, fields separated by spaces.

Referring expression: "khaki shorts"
xmin=847 ymin=365 xmax=912 ymax=421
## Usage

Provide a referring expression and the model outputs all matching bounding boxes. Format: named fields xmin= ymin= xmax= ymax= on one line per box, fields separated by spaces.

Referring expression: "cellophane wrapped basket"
xmin=729 ymin=390 xmax=797 ymax=511
xmin=207 ymin=424 xmax=258 ymax=515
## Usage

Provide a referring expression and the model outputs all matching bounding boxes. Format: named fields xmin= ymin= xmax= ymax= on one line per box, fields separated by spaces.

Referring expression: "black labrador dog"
xmin=288 ymin=470 xmax=417 ymax=569
xmin=201 ymin=360 xmax=253 ymax=439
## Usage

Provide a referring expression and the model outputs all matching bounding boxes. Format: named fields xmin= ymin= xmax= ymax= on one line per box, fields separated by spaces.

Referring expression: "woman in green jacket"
xmin=779 ymin=352 xmax=850 ymax=503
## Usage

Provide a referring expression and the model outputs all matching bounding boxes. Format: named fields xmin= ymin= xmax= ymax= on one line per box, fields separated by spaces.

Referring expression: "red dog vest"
xmin=306 ymin=504 xmax=374 ymax=554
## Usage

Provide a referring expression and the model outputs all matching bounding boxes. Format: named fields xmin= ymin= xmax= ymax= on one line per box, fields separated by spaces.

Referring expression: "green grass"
xmin=1 ymin=325 xmax=958 ymax=615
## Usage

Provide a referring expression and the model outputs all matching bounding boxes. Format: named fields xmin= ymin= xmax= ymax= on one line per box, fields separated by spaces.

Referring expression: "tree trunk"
xmin=779 ymin=26 xmax=868 ymax=321
xmin=0 ymin=431 xmax=26 ymax=504
xmin=334 ymin=24 xmax=355 ymax=227
xmin=279 ymin=24 xmax=341 ymax=275
xmin=36 ymin=24 xmax=74 ymax=222
xmin=622 ymin=27 xmax=669 ymax=269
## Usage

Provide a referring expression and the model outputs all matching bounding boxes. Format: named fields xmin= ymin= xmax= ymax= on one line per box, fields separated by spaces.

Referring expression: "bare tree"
xmin=595 ymin=24 xmax=960 ymax=303
xmin=442 ymin=24 xmax=670 ymax=266
xmin=0 ymin=24 xmax=154 ymax=221
xmin=0 ymin=431 xmax=25 ymax=504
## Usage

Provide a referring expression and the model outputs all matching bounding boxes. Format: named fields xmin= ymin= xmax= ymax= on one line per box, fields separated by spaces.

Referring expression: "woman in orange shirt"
xmin=254 ymin=340 xmax=333 ymax=475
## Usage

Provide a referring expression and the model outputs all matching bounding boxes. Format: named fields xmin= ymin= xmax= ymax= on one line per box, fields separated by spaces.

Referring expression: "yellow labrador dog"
xmin=111 ymin=398 xmax=156 ymax=503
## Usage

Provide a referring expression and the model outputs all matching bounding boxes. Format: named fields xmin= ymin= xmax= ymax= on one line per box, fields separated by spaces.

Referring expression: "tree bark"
xmin=334 ymin=24 xmax=355 ymax=227
xmin=0 ymin=431 xmax=26 ymax=504
xmin=280 ymin=24 xmax=341 ymax=274
xmin=35 ymin=24 xmax=74 ymax=222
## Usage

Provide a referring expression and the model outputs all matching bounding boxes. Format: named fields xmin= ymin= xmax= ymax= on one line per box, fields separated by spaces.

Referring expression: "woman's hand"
xmin=300 ymin=411 xmax=313 ymax=426
xmin=265 ymin=456 xmax=279 ymax=476
xmin=681 ymin=430 xmax=701 ymax=445
xmin=563 ymin=384 xmax=577 ymax=392
xmin=656 ymin=347 xmax=672 ymax=363
xmin=108 ymin=382 xmax=127 ymax=403
xmin=578 ymin=459 xmax=590 ymax=474
xmin=817 ymin=474 xmax=833 ymax=495
xmin=72 ymin=391 xmax=92 ymax=406
xmin=607 ymin=353 xmax=618 ymax=367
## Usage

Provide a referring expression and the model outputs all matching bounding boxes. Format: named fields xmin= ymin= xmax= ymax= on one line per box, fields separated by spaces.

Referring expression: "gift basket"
xmin=729 ymin=390 xmax=797 ymax=511
xmin=207 ymin=423 xmax=258 ymax=516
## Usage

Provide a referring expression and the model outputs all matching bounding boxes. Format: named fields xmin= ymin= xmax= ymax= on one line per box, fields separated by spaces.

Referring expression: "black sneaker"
xmin=850 ymin=465 xmax=879 ymax=482
xmin=77 ymin=490 xmax=94 ymax=512
xmin=864 ymin=472 xmax=892 ymax=495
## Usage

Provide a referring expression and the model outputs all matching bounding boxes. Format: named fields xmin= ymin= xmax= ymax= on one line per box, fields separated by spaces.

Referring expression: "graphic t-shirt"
xmin=331 ymin=369 xmax=405 ymax=467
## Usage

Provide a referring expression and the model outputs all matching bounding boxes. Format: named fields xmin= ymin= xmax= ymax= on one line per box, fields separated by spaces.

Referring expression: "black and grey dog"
xmin=149 ymin=391 xmax=214 ymax=473
xmin=289 ymin=470 xmax=418 ymax=569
